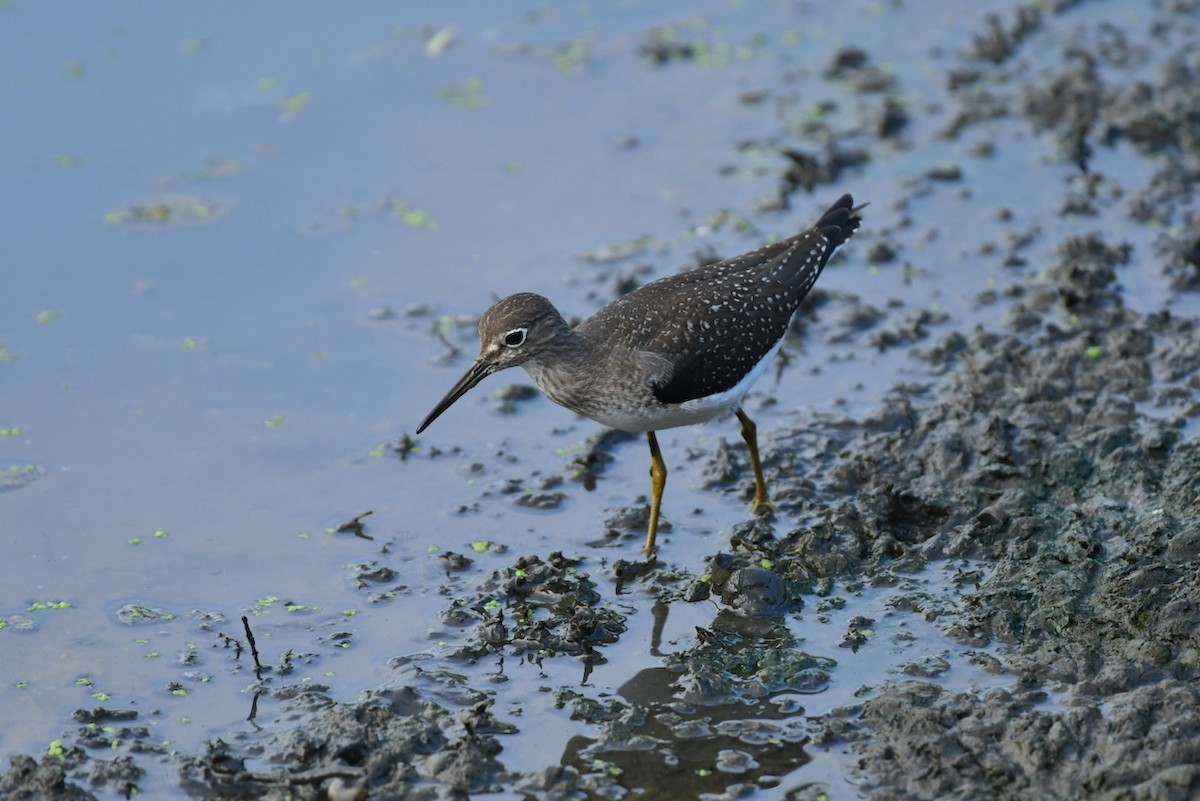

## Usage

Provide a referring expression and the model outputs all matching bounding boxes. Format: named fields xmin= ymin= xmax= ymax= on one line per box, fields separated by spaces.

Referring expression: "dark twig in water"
xmin=241 ymin=615 xmax=263 ymax=680
xmin=219 ymin=633 xmax=243 ymax=659
xmin=336 ymin=510 xmax=374 ymax=540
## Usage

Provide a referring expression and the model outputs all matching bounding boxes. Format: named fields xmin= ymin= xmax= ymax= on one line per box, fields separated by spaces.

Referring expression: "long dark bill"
xmin=416 ymin=359 xmax=493 ymax=434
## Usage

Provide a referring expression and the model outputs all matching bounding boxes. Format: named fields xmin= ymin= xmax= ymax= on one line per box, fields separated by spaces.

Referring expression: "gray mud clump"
xmin=177 ymin=685 xmax=508 ymax=800
xmin=757 ymin=232 xmax=1200 ymax=799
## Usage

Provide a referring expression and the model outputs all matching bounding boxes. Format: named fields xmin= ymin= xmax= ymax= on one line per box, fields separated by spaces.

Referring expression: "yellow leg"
xmin=644 ymin=431 xmax=667 ymax=558
xmin=736 ymin=407 xmax=774 ymax=515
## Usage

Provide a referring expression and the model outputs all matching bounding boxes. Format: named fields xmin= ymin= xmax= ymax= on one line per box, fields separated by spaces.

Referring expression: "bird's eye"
xmin=503 ymin=328 xmax=527 ymax=348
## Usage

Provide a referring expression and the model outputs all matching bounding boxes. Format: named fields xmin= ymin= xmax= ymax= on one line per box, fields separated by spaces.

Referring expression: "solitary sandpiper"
xmin=417 ymin=194 xmax=863 ymax=557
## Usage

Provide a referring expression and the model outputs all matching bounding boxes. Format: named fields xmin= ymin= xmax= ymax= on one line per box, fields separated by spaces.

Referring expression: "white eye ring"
xmin=503 ymin=327 xmax=527 ymax=348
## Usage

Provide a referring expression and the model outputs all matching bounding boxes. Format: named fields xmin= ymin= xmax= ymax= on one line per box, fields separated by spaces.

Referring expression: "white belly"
xmin=582 ymin=336 xmax=783 ymax=432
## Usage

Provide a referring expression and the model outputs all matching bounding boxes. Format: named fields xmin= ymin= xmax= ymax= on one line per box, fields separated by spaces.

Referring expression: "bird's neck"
xmin=521 ymin=327 xmax=598 ymax=413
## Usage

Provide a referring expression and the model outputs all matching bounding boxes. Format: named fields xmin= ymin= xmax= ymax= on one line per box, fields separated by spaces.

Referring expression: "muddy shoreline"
xmin=5 ymin=1 xmax=1198 ymax=798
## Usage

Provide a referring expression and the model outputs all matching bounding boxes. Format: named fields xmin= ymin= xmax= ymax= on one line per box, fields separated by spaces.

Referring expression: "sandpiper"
xmin=418 ymin=194 xmax=862 ymax=557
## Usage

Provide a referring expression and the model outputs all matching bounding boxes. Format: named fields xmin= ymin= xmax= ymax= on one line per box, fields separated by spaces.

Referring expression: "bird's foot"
xmin=750 ymin=495 xmax=775 ymax=516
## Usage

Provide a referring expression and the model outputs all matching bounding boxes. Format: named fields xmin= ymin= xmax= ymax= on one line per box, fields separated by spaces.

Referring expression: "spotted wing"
xmin=579 ymin=194 xmax=860 ymax=405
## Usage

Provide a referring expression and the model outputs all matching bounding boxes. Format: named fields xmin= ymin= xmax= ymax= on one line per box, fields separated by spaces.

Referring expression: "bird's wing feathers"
xmin=577 ymin=195 xmax=860 ymax=406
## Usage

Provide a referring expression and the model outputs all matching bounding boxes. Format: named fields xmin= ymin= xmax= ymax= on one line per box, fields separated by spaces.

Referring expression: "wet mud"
xmin=6 ymin=1 xmax=1199 ymax=799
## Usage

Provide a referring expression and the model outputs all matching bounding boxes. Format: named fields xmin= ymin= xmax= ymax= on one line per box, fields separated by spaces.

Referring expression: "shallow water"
xmin=2 ymin=1 xmax=1197 ymax=798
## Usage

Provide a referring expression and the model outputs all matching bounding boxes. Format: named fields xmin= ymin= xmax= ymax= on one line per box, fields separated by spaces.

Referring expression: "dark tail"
xmin=815 ymin=194 xmax=865 ymax=249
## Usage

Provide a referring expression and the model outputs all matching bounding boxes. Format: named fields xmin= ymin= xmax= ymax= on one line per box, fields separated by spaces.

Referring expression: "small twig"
xmin=241 ymin=616 xmax=263 ymax=680
xmin=336 ymin=510 xmax=374 ymax=540
xmin=220 ymin=633 xmax=243 ymax=659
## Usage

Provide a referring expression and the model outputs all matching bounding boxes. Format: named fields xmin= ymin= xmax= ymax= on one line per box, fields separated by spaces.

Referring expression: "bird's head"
xmin=416 ymin=293 xmax=568 ymax=433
